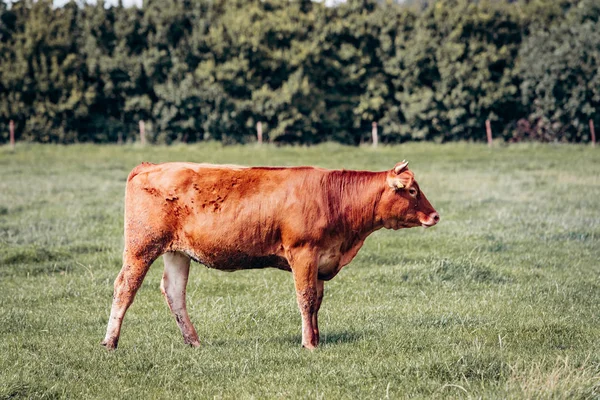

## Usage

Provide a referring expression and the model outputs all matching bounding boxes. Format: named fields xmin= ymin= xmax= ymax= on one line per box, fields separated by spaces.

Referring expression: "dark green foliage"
xmin=391 ymin=0 xmax=523 ymax=142
xmin=0 ymin=0 xmax=597 ymax=144
xmin=517 ymin=0 xmax=600 ymax=142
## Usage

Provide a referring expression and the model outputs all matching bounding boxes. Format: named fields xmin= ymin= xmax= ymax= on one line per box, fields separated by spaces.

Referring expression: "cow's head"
xmin=377 ymin=161 xmax=439 ymax=230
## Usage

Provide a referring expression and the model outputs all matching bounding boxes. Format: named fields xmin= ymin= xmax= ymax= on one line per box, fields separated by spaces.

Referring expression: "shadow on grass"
xmin=322 ymin=330 xmax=369 ymax=345
xmin=270 ymin=329 xmax=372 ymax=347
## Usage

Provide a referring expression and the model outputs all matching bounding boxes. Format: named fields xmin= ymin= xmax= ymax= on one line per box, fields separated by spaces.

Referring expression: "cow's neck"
xmin=328 ymin=170 xmax=386 ymax=239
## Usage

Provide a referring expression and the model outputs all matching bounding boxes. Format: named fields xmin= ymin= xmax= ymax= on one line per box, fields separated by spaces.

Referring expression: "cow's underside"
xmin=180 ymin=247 xmax=347 ymax=281
xmin=183 ymin=250 xmax=292 ymax=273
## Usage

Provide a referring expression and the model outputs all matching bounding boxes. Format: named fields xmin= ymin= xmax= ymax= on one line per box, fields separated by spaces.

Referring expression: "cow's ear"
xmin=393 ymin=160 xmax=409 ymax=175
xmin=387 ymin=161 xmax=413 ymax=190
xmin=388 ymin=179 xmax=405 ymax=189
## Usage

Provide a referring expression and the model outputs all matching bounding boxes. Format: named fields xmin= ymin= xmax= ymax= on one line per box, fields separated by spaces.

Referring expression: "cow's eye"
xmin=409 ymin=188 xmax=418 ymax=197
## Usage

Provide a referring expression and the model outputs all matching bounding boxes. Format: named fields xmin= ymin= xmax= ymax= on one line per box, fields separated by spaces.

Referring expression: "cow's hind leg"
xmin=101 ymin=251 xmax=156 ymax=350
xmin=161 ymin=251 xmax=200 ymax=347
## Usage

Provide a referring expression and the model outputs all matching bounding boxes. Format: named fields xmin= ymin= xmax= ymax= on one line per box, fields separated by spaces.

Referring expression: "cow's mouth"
xmin=419 ymin=212 xmax=440 ymax=228
xmin=420 ymin=217 xmax=440 ymax=228
xmin=386 ymin=220 xmax=419 ymax=230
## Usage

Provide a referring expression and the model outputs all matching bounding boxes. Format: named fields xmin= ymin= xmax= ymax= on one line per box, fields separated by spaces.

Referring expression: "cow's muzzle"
xmin=421 ymin=212 xmax=440 ymax=228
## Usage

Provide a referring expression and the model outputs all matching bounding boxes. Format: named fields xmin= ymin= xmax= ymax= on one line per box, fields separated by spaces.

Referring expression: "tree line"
xmin=0 ymin=0 xmax=598 ymax=144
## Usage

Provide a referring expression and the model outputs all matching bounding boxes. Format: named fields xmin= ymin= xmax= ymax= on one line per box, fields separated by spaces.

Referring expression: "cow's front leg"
xmin=288 ymin=248 xmax=319 ymax=349
xmin=312 ymin=279 xmax=324 ymax=345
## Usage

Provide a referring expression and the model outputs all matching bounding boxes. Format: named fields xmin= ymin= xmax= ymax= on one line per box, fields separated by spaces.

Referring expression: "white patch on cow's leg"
xmin=312 ymin=279 xmax=324 ymax=345
xmin=161 ymin=251 xmax=200 ymax=347
xmin=102 ymin=256 xmax=152 ymax=350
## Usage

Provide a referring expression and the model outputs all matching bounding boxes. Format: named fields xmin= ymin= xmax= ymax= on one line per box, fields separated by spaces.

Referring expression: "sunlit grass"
xmin=0 ymin=142 xmax=598 ymax=398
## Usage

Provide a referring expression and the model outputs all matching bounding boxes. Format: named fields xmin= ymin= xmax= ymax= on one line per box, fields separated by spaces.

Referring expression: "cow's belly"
xmin=181 ymin=244 xmax=341 ymax=278
xmin=183 ymin=248 xmax=290 ymax=272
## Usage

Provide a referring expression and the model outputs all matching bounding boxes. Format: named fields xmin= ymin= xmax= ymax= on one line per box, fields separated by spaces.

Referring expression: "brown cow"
xmin=101 ymin=161 xmax=439 ymax=350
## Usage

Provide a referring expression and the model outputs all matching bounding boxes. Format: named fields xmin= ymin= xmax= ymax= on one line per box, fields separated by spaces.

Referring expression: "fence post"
xmin=9 ymin=120 xmax=15 ymax=151
xmin=486 ymin=119 xmax=493 ymax=147
xmin=372 ymin=121 xmax=378 ymax=148
xmin=256 ymin=121 xmax=263 ymax=145
xmin=139 ymin=120 xmax=146 ymax=146
xmin=590 ymin=119 xmax=596 ymax=148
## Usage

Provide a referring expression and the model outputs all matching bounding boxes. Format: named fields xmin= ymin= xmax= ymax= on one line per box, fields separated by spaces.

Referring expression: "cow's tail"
xmin=127 ymin=162 xmax=155 ymax=183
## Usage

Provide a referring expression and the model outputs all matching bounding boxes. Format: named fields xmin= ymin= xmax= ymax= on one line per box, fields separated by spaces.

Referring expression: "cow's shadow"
xmin=275 ymin=329 xmax=370 ymax=346
xmin=321 ymin=330 xmax=368 ymax=345
xmin=201 ymin=329 xmax=373 ymax=348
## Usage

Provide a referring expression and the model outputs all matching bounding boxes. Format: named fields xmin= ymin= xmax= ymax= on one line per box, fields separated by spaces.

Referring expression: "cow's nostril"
xmin=432 ymin=213 xmax=440 ymax=223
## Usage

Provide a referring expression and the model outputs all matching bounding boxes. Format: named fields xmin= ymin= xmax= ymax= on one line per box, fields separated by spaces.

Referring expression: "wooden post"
xmin=590 ymin=119 xmax=596 ymax=148
xmin=9 ymin=120 xmax=15 ymax=151
xmin=256 ymin=121 xmax=263 ymax=145
xmin=485 ymin=119 xmax=493 ymax=147
xmin=372 ymin=121 xmax=378 ymax=148
xmin=139 ymin=120 xmax=146 ymax=145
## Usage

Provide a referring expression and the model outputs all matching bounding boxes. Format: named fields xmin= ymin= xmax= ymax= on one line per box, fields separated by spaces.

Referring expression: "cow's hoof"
xmin=302 ymin=343 xmax=318 ymax=350
xmin=185 ymin=340 xmax=201 ymax=348
xmin=183 ymin=334 xmax=200 ymax=347
xmin=101 ymin=338 xmax=118 ymax=350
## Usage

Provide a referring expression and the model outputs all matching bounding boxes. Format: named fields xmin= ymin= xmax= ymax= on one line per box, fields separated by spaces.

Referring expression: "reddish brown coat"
xmin=102 ymin=161 xmax=439 ymax=349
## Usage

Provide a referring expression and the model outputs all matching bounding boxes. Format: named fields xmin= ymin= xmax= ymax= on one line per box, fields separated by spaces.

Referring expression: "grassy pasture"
xmin=0 ymin=142 xmax=599 ymax=399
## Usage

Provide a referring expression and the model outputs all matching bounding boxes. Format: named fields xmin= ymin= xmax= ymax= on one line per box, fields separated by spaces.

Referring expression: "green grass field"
xmin=0 ymin=142 xmax=599 ymax=399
